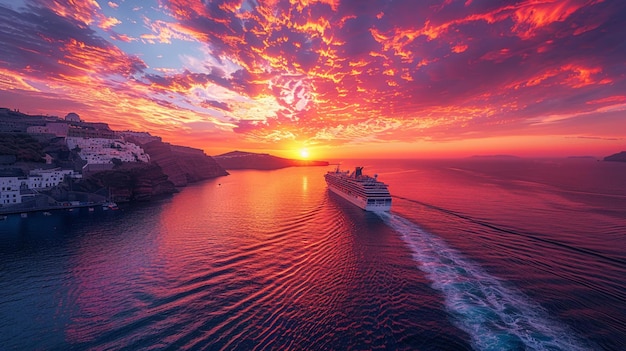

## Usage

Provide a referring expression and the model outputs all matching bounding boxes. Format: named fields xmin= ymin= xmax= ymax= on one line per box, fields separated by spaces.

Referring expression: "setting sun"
xmin=299 ymin=148 xmax=310 ymax=159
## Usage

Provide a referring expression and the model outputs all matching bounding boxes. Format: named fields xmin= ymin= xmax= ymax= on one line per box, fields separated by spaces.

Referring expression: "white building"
xmin=66 ymin=137 xmax=150 ymax=164
xmin=0 ymin=169 xmax=80 ymax=206
xmin=0 ymin=177 xmax=21 ymax=205
xmin=27 ymin=122 xmax=70 ymax=137
xmin=26 ymin=168 xmax=81 ymax=189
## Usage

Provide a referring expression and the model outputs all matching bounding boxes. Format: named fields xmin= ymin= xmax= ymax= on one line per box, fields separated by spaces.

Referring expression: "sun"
xmin=299 ymin=148 xmax=310 ymax=159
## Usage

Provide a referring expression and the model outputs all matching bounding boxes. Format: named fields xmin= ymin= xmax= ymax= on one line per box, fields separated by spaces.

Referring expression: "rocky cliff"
xmin=133 ymin=139 xmax=228 ymax=187
xmin=0 ymin=133 xmax=46 ymax=162
xmin=604 ymin=151 xmax=626 ymax=162
xmin=214 ymin=151 xmax=329 ymax=170
xmin=80 ymin=163 xmax=177 ymax=202
xmin=1 ymin=108 xmax=228 ymax=203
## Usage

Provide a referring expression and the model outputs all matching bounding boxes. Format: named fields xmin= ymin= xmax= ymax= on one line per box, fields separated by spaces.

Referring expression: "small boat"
xmin=43 ymin=212 xmax=52 ymax=216
xmin=88 ymin=207 xmax=95 ymax=212
xmin=20 ymin=213 xmax=28 ymax=218
xmin=0 ymin=215 xmax=7 ymax=221
xmin=102 ymin=202 xmax=119 ymax=210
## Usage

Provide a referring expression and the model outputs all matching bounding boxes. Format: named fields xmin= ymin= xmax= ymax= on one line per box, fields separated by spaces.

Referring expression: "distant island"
xmin=604 ymin=151 xmax=626 ymax=163
xmin=567 ymin=156 xmax=597 ymax=159
xmin=214 ymin=151 xmax=329 ymax=170
xmin=470 ymin=155 xmax=521 ymax=159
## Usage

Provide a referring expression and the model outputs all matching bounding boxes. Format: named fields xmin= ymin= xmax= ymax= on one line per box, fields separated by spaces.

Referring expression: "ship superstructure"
xmin=324 ymin=166 xmax=392 ymax=212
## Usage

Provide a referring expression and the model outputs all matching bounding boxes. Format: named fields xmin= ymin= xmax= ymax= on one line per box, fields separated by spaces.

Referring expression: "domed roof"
xmin=65 ymin=112 xmax=81 ymax=121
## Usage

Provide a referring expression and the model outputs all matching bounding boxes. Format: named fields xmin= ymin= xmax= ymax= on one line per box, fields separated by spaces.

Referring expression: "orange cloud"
xmin=46 ymin=0 xmax=102 ymax=25
xmin=512 ymin=0 xmax=601 ymax=39
xmin=452 ymin=43 xmax=468 ymax=53
xmin=507 ymin=63 xmax=609 ymax=90
xmin=100 ymin=16 xmax=121 ymax=30
xmin=290 ymin=0 xmax=339 ymax=12
xmin=0 ymin=69 xmax=40 ymax=91
xmin=57 ymin=38 xmax=145 ymax=79
xmin=586 ymin=96 xmax=626 ymax=105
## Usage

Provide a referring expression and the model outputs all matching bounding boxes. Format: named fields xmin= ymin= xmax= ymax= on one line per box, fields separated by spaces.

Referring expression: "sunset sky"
xmin=0 ymin=0 xmax=625 ymax=159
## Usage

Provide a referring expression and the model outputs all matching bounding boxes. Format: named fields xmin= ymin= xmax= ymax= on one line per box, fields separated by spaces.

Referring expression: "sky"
xmin=0 ymin=0 xmax=625 ymax=159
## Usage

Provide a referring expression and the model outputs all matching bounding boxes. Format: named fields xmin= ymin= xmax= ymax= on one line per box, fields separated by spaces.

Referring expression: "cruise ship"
xmin=324 ymin=166 xmax=392 ymax=212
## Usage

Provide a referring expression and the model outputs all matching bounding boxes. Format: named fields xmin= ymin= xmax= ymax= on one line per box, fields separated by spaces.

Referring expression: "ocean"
xmin=1 ymin=158 xmax=624 ymax=350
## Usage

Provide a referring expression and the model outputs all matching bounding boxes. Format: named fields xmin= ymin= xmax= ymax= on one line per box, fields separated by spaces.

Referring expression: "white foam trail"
xmin=381 ymin=213 xmax=593 ymax=351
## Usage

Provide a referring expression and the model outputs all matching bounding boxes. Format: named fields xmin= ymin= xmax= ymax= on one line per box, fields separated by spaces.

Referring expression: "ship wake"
xmin=379 ymin=212 xmax=592 ymax=351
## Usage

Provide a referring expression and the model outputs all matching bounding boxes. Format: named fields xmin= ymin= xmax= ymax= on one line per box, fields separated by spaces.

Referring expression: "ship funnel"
xmin=355 ymin=167 xmax=363 ymax=178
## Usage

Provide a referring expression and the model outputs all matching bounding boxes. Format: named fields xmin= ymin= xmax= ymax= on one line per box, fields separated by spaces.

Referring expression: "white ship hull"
xmin=327 ymin=183 xmax=391 ymax=212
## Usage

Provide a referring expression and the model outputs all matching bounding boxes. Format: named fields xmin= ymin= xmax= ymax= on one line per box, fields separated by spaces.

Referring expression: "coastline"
xmin=0 ymin=200 xmax=118 ymax=217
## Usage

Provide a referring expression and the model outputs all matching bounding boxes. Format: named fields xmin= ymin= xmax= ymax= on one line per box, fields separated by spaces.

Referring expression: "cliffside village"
xmin=0 ymin=108 xmax=160 ymax=211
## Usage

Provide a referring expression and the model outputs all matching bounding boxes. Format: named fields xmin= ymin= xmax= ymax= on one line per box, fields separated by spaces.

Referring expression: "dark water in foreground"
xmin=1 ymin=158 xmax=625 ymax=350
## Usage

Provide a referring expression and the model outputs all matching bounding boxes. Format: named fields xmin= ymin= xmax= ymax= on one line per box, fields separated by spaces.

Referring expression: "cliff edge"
xmin=134 ymin=139 xmax=228 ymax=187
xmin=80 ymin=163 xmax=177 ymax=202
xmin=604 ymin=151 xmax=626 ymax=162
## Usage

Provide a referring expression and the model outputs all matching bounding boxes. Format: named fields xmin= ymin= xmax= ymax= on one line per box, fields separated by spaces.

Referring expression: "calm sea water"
xmin=1 ymin=158 xmax=624 ymax=350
